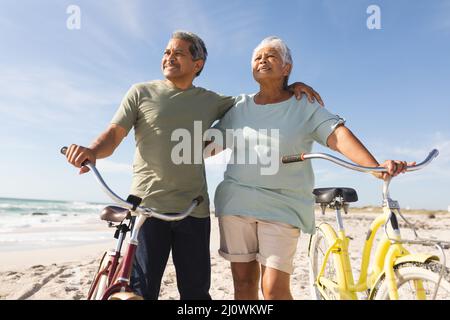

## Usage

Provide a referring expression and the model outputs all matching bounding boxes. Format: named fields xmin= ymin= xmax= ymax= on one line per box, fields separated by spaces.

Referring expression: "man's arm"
xmin=326 ymin=125 xmax=412 ymax=180
xmin=65 ymin=124 xmax=127 ymax=174
xmin=288 ymin=82 xmax=324 ymax=106
xmin=203 ymin=140 xmax=224 ymax=158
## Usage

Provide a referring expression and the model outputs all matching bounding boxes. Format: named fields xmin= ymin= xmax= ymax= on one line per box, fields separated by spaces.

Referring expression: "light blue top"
xmin=212 ymin=94 xmax=343 ymax=233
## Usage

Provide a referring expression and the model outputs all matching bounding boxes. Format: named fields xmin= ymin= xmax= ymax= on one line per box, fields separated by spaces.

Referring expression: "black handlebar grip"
xmin=126 ymin=194 xmax=143 ymax=211
xmin=193 ymin=196 xmax=204 ymax=206
xmin=281 ymin=154 xmax=304 ymax=164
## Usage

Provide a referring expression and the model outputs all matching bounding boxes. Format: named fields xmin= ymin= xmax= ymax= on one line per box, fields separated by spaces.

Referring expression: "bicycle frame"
xmin=87 ymin=219 xmax=133 ymax=299
xmin=295 ymin=149 xmax=444 ymax=300
xmin=313 ymin=207 xmax=410 ymax=299
xmin=60 ymin=146 xmax=202 ymax=300
xmin=98 ymin=214 xmax=151 ymax=299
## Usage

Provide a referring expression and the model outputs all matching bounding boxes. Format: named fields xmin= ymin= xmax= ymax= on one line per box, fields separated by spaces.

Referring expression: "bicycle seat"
xmin=100 ymin=206 xmax=131 ymax=223
xmin=313 ymin=187 xmax=358 ymax=204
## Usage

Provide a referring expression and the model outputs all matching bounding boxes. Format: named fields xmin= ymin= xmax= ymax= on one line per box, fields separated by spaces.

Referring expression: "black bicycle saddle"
xmin=313 ymin=187 xmax=358 ymax=204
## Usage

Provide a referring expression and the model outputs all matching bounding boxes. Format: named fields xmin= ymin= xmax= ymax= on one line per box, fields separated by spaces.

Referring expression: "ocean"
xmin=0 ymin=197 xmax=113 ymax=251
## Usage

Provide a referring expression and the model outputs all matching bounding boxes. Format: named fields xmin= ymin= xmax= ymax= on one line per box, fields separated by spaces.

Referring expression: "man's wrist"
xmin=88 ymin=144 xmax=100 ymax=159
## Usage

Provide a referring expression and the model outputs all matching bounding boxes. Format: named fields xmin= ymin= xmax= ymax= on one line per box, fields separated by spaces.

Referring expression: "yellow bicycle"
xmin=282 ymin=149 xmax=450 ymax=300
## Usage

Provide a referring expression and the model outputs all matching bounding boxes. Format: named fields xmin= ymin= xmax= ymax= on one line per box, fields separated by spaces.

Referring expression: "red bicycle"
xmin=60 ymin=147 xmax=203 ymax=300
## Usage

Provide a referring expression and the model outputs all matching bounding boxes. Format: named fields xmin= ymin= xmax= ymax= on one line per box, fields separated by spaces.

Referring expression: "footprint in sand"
xmin=4 ymin=271 xmax=22 ymax=280
xmin=59 ymin=272 xmax=74 ymax=279
xmin=30 ymin=265 xmax=47 ymax=275
xmin=65 ymin=286 xmax=78 ymax=293
xmin=72 ymin=293 xmax=84 ymax=300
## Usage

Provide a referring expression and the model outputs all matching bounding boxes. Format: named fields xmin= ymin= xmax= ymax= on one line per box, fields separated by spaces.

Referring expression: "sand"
xmin=1 ymin=211 xmax=449 ymax=300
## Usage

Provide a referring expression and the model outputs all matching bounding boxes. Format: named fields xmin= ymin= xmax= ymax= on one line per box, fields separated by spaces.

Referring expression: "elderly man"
xmin=64 ymin=31 xmax=321 ymax=300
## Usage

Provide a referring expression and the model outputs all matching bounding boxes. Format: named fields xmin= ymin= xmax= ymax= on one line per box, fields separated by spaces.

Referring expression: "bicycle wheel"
xmin=87 ymin=251 xmax=109 ymax=300
xmin=371 ymin=261 xmax=450 ymax=300
xmin=309 ymin=225 xmax=340 ymax=300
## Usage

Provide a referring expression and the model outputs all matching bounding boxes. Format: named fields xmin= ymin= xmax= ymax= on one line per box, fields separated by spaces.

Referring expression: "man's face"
xmin=161 ymin=38 xmax=204 ymax=81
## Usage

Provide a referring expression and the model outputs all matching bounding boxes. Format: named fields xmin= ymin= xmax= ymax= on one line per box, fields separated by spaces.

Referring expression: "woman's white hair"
xmin=252 ymin=36 xmax=293 ymax=66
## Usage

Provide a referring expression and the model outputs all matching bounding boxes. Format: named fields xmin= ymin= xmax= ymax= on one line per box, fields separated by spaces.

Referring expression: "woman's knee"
xmin=262 ymin=285 xmax=292 ymax=300
xmin=261 ymin=267 xmax=292 ymax=300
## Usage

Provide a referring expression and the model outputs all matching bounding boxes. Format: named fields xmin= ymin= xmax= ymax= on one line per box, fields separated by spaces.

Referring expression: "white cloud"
xmin=300 ymin=132 xmax=450 ymax=194
xmin=313 ymin=167 xmax=349 ymax=183
xmin=83 ymin=21 xmax=133 ymax=62
xmin=138 ymin=0 xmax=265 ymax=55
xmin=0 ymin=66 xmax=121 ymax=129
xmin=96 ymin=159 xmax=132 ymax=173
xmin=373 ymin=133 xmax=450 ymax=183
xmin=91 ymin=0 xmax=146 ymax=39
xmin=113 ymin=0 xmax=146 ymax=39
xmin=392 ymin=134 xmax=450 ymax=162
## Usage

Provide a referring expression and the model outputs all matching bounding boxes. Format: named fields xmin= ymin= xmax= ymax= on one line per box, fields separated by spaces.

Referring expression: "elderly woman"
xmin=208 ymin=36 xmax=412 ymax=300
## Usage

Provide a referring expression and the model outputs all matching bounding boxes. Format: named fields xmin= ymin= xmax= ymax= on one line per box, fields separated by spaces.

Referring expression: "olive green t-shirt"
xmin=111 ymin=80 xmax=235 ymax=218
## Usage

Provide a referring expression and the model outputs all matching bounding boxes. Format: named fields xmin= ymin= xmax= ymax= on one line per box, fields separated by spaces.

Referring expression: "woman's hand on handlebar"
xmin=65 ymin=144 xmax=97 ymax=174
xmin=374 ymin=160 xmax=416 ymax=180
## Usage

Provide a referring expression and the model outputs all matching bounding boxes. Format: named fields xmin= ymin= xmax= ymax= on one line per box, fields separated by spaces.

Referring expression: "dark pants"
xmin=130 ymin=216 xmax=211 ymax=300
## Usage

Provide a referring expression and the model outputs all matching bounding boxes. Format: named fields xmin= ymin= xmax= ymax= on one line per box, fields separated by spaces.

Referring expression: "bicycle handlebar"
xmin=60 ymin=146 xmax=203 ymax=221
xmin=281 ymin=149 xmax=439 ymax=173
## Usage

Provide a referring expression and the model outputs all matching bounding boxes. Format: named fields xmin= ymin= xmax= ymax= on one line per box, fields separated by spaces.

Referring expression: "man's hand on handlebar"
xmin=65 ymin=144 xmax=97 ymax=174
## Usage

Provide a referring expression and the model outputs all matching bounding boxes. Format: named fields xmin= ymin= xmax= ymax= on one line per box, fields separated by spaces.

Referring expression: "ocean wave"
xmin=0 ymin=214 xmax=100 ymax=230
xmin=0 ymin=231 xmax=112 ymax=249
xmin=0 ymin=198 xmax=106 ymax=216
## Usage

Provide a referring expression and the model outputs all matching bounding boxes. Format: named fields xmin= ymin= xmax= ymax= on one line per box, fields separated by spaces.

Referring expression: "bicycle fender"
xmin=368 ymin=253 xmax=440 ymax=299
xmin=394 ymin=253 xmax=439 ymax=265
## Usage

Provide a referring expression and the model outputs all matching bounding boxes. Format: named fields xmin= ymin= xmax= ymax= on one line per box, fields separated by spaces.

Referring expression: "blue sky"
xmin=0 ymin=0 xmax=449 ymax=210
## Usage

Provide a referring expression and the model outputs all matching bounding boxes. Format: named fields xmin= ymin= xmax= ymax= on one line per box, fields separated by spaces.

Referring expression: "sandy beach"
xmin=1 ymin=210 xmax=449 ymax=300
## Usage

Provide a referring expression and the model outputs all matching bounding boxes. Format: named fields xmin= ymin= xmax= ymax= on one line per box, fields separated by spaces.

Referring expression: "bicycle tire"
xmin=87 ymin=251 xmax=109 ymax=300
xmin=371 ymin=261 xmax=450 ymax=300
xmin=309 ymin=225 xmax=340 ymax=300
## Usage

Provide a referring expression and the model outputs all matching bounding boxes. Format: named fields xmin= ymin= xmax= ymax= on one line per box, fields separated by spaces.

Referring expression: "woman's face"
xmin=252 ymin=46 xmax=291 ymax=84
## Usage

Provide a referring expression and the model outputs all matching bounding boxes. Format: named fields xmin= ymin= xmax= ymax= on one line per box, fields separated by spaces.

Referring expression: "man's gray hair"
xmin=172 ymin=30 xmax=208 ymax=76
xmin=252 ymin=36 xmax=293 ymax=67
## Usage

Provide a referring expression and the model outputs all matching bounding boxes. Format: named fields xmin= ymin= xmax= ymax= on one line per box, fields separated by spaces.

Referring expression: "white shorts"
xmin=218 ymin=215 xmax=300 ymax=274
